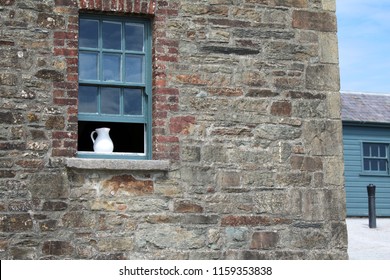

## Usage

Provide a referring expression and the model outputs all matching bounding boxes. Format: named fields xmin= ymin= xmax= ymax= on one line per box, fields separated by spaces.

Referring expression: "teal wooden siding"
xmin=343 ymin=124 xmax=390 ymax=216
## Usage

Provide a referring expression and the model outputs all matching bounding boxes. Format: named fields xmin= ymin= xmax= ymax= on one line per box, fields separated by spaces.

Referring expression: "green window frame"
xmin=362 ymin=142 xmax=389 ymax=174
xmin=77 ymin=15 xmax=152 ymax=159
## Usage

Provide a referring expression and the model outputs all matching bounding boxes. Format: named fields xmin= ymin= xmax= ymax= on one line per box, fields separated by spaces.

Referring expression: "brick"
xmin=169 ymin=116 xmax=196 ymax=134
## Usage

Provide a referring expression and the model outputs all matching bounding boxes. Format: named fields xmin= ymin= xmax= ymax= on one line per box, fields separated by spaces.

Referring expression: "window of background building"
xmin=362 ymin=142 xmax=389 ymax=173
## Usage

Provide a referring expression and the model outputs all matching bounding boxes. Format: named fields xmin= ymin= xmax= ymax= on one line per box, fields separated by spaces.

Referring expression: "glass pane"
xmin=101 ymin=87 xmax=120 ymax=114
xmin=103 ymin=54 xmax=121 ymax=81
xmin=371 ymin=144 xmax=379 ymax=157
xmin=79 ymin=19 xmax=99 ymax=48
xmin=102 ymin=21 xmax=121 ymax=50
xmin=125 ymin=55 xmax=144 ymax=83
xmin=125 ymin=23 xmax=144 ymax=51
xmin=124 ymin=88 xmax=142 ymax=115
xmin=379 ymin=160 xmax=387 ymax=171
xmin=363 ymin=144 xmax=370 ymax=157
xmin=79 ymin=86 xmax=98 ymax=113
xmin=364 ymin=159 xmax=370 ymax=171
xmin=371 ymin=159 xmax=379 ymax=171
xmin=379 ymin=144 xmax=387 ymax=157
xmin=79 ymin=52 xmax=98 ymax=80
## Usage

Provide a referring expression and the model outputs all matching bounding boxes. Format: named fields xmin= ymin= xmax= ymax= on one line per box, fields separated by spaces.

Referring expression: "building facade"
xmin=342 ymin=92 xmax=390 ymax=217
xmin=0 ymin=0 xmax=347 ymax=259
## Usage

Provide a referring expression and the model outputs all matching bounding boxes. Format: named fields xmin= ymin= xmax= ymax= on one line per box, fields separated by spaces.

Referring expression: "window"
xmin=362 ymin=143 xmax=389 ymax=173
xmin=77 ymin=15 xmax=152 ymax=159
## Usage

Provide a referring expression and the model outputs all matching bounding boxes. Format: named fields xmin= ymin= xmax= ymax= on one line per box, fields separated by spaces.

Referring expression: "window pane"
xmin=102 ymin=21 xmax=121 ymax=50
xmin=124 ymin=88 xmax=142 ymax=115
xmin=363 ymin=144 xmax=370 ymax=157
xmin=371 ymin=144 xmax=379 ymax=157
xmin=79 ymin=52 xmax=98 ymax=80
xmin=79 ymin=86 xmax=98 ymax=113
xmin=79 ymin=19 xmax=98 ymax=48
xmin=379 ymin=159 xmax=388 ymax=171
xmin=125 ymin=55 xmax=144 ymax=83
xmin=371 ymin=159 xmax=379 ymax=171
xmin=379 ymin=144 xmax=387 ymax=157
xmin=364 ymin=159 xmax=370 ymax=171
xmin=101 ymin=87 xmax=120 ymax=114
xmin=125 ymin=23 xmax=144 ymax=51
xmin=103 ymin=54 xmax=121 ymax=81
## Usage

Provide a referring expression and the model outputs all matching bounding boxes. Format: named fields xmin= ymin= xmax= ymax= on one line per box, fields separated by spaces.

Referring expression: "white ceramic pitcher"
xmin=90 ymin=127 xmax=114 ymax=153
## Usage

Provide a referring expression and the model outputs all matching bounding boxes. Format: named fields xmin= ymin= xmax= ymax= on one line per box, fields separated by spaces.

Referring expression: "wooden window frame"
xmin=77 ymin=14 xmax=152 ymax=160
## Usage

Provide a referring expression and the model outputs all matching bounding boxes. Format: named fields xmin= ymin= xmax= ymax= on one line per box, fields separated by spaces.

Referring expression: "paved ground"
xmin=347 ymin=218 xmax=390 ymax=260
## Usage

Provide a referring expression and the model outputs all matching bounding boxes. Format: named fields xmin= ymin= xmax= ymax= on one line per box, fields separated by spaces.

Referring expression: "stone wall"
xmin=0 ymin=0 xmax=348 ymax=259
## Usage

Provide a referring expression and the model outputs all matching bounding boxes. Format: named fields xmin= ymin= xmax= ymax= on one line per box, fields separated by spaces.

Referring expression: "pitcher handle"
xmin=91 ymin=130 xmax=97 ymax=144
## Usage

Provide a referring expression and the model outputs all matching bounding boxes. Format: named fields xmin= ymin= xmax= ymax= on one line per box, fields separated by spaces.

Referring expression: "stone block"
xmin=292 ymin=10 xmax=337 ymax=32
xmin=96 ymin=237 xmax=134 ymax=252
xmin=30 ymin=172 xmax=69 ymax=199
xmin=102 ymin=175 xmax=153 ymax=197
xmin=271 ymin=101 xmax=292 ymax=116
xmin=306 ymin=64 xmax=340 ymax=91
xmin=319 ymin=32 xmax=339 ymax=63
xmin=174 ymin=200 xmax=203 ymax=213
xmin=221 ymin=215 xmax=291 ymax=227
xmin=42 ymin=241 xmax=74 ymax=256
xmin=136 ymin=225 xmax=206 ymax=250
xmin=250 ymin=231 xmax=279 ymax=249
xmin=62 ymin=211 xmax=96 ymax=228
xmin=225 ymin=227 xmax=249 ymax=249
xmin=0 ymin=214 xmax=33 ymax=232
xmin=290 ymin=155 xmax=323 ymax=172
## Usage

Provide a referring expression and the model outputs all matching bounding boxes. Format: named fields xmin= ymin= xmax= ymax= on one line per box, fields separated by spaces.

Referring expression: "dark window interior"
xmin=78 ymin=121 xmax=145 ymax=153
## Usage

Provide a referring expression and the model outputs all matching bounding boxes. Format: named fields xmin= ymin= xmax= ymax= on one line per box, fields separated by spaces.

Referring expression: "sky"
xmin=337 ymin=0 xmax=390 ymax=93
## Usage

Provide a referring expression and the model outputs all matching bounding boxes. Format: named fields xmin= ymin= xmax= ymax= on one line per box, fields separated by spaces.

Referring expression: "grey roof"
xmin=341 ymin=92 xmax=390 ymax=124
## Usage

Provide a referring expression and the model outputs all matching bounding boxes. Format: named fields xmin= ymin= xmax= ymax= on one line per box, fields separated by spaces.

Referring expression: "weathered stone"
xmin=30 ymin=172 xmax=69 ymax=199
xmin=290 ymin=155 xmax=323 ymax=172
xmin=62 ymin=211 xmax=96 ymax=228
xmin=35 ymin=69 xmax=64 ymax=82
xmin=271 ymin=101 xmax=292 ymax=116
xmin=102 ymin=175 xmax=153 ymax=196
xmin=42 ymin=241 xmax=74 ymax=256
xmin=0 ymin=214 xmax=33 ymax=232
xmin=250 ymin=232 xmax=279 ymax=249
xmin=221 ymin=215 xmax=291 ymax=227
xmin=0 ymin=73 xmax=17 ymax=86
xmin=136 ymin=225 xmax=206 ymax=250
xmin=292 ymin=10 xmax=337 ymax=32
xmin=45 ymin=115 xmax=65 ymax=130
xmin=201 ymin=46 xmax=259 ymax=55
xmin=42 ymin=201 xmax=68 ymax=211
xmin=174 ymin=200 xmax=204 ymax=213
xmin=306 ymin=64 xmax=340 ymax=90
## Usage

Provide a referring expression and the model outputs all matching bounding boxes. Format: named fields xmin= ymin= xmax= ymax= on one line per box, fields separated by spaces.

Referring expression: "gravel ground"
xmin=347 ymin=218 xmax=390 ymax=260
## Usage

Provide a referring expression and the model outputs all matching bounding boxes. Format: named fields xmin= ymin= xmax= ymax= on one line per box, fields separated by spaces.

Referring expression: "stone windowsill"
xmin=65 ymin=158 xmax=170 ymax=171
